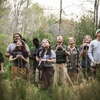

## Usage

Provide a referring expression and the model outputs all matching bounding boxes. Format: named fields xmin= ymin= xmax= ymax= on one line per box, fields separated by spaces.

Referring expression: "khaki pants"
xmin=53 ymin=63 xmax=67 ymax=86
xmin=90 ymin=64 xmax=100 ymax=79
xmin=11 ymin=66 xmax=27 ymax=79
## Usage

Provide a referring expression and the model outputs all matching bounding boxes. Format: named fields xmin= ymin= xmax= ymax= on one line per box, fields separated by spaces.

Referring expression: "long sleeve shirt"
xmin=88 ymin=39 xmax=100 ymax=66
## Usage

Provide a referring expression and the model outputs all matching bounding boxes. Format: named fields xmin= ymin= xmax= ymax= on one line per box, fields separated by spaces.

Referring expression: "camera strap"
xmin=75 ymin=46 xmax=79 ymax=67
xmin=18 ymin=57 xmax=23 ymax=68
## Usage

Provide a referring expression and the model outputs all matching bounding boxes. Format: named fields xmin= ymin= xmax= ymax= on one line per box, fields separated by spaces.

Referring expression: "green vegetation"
xmin=0 ymin=68 xmax=100 ymax=100
xmin=0 ymin=0 xmax=100 ymax=99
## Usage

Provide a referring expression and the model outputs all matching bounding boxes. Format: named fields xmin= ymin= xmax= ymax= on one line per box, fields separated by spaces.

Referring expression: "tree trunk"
xmin=94 ymin=0 xmax=99 ymax=30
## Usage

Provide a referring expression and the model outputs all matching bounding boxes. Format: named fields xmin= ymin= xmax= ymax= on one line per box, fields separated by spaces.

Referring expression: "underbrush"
xmin=0 ymin=67 xmax=100 ymax=100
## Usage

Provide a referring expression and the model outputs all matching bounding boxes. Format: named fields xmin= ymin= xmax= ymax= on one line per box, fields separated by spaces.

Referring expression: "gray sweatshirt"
xmin=88 ymin=39 xmax=100 ymax=66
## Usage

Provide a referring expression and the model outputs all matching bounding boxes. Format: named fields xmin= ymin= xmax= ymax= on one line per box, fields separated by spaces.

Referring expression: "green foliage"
xmin=75 ymin=12 xmax=94 ymax=47
xmin=62 ymin=34 xmax=69 ymax=45
xmin=0 ymin=0 xmax=7 ymax=18
xmin=30 ymin=3 xmax=44 ymax=14
xmin=0 ymin=66 xmax=100 ymax=100
xmin=0 ymin=34 xmax=7 ymax=49
xmin=0 ymin=34 xmax=8 ymax=65
xmin=28 ymin=30 xmax=57 ymax=48
xmin=25 ymin=38 xmax=33 ymax=52
xmin=26 ymin=31 xmax=69 ymax=50
xmin=11 ymin=79 xmax=27 ymax=100
xmin=0 ymin=0 xmax=6 ymax=6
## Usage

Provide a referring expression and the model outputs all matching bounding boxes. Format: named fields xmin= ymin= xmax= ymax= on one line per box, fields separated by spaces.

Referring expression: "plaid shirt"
xmin=66 ymin=47 xmax=80 ymax=69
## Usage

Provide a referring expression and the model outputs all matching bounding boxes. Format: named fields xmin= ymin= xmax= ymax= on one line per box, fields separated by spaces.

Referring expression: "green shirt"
xmin=52 ymin=45 xmax=69 ymax=63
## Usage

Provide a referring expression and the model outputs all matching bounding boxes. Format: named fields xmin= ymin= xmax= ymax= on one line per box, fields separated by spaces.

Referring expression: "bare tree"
xmin=94 ymin=0 xmax=99 ymax=30
xmin=11 ymin=0 xmax=27 ymax=34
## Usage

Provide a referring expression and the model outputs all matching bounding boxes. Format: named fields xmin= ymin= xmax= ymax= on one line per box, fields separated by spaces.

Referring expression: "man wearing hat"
xmin=88 ymin=29 xmax=100 ymax=79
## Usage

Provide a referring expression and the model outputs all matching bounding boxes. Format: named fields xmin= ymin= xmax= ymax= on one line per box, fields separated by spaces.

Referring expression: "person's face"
xmin=14 ymin=34 xmax=21 ymax=42
xmin=16 ymin=40 xmax=22 ymax=47
xmin=96 ymin=32 xmax=100 ymax=38
xmin=84 ymin=36 xmax=91 ymax=43
xmin=42 ymin=40 xmax=50 ymax=48
xmin=33 ymin=41 xmax=39 ymax=47
xmin=68 ymin=38 xmax=75 ymax=44
xmin=56 ymin=36 xmax=63 ymax=43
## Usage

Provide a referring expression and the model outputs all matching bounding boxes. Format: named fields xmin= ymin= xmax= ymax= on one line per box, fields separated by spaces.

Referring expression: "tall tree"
xmin=94 ymin=0 xmax=99 ymax=30
xmin=0 ymin=0 xmax=7 ymax=18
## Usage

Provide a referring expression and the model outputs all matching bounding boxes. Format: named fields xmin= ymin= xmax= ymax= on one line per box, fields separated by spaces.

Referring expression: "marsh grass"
xmin=0 ymin=67 xmax=100 ymax=100
xmin=78 ymin=80 xmax=100 ymax=100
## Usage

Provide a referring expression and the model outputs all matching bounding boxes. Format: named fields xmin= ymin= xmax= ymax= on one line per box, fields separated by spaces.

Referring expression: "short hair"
xmin=32 ymin=38 xmax=39 ymax=43
xmin=13 ymin=33 xmax=22 ymax=40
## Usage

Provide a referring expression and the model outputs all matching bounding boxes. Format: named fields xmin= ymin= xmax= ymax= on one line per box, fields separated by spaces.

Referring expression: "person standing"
xmin=53 ymin=35 xmax=70 ymax=87
xmin=67 ymin=37 xmax=80 ymax=84
xmin=30 ymin=38 xmax=41 ymax=84
xmin=37 ymin=38 xmax=56 ymax=89
xmin=30 ymin=38 xmax=41 ymax=74
xmin=5 ymin=33 xmax=30 ymax=71
xmin=88 ymin=29 xmax=100 ymax=79
xmin=5 ymin=33 xmax=30 ymax=57
xmin=9 ymin=40 xmax=29 ymax=79
xmin=80 ymin=35 xmax=92 ymax=79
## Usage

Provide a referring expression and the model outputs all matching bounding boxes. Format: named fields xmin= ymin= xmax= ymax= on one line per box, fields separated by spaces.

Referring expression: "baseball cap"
xmin=96 ymin=29 xmax=100 ymax=34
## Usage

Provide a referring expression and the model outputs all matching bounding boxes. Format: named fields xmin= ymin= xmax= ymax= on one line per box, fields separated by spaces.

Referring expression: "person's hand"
xmin=59 ymin=45 xmax=64 ymax=49
xmin=0 ymin=70 xmax=4 ymax=74
xmin=38 ymin=59 xmax=46 ymax=65
xmin=93 ymin=61 xmax=97 ymax=66
xmin=83 ymin=43 xmax=89 ymax=51
xmin=17 ymin=54 xmax=23 ymax=58
xmin=56 ymin=45 xmax=64 ymax=50
xmin=83 ymin=43 xmax=87 ymax=46
xmin=56 ymin=45 xmax=60 ymax=50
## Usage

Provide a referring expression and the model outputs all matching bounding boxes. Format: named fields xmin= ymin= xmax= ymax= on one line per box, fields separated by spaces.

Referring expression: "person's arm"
xmin=29 ymin=48 xmax=36 ymax=60
xmin=88 ymin=42 xmax=95 ymax=64
xmin=17 ymin=55 xmax=29 ymax=63
xmin=0 ymin=63 xmax=4 ymax=73
xmin=24 ymin=57 xmax=29 ymax=63
xmin=46 ymin=58 xmax=56 ymax=63
xmin=55 ymin=45 xmax=70 ymax=56
xmin=25 ymin=44 xmax=31 ymax=56
xmin=36 ymin=48 xmax=42 ymax=62
xmin=5 ymin=51 xmax=10 ymax=57
xmin=9 ymin=55 xmax=17 ymax=62
xmin=0 ymin=53 xmax=4 ymax=72
xmin=5 ymin=44 xmax=11 ymax=57
xmin=40 ymin=50 xmax=56 ymax=63
xmin=63 ymin=49 xmax=70 ymax=56
xmin=36 ymin=56 xmax=40 ymax=62
xmin=80 ymin=45 xmax=87 ymax=57
xmin=44 ymin=50 xmax=56 ymax=63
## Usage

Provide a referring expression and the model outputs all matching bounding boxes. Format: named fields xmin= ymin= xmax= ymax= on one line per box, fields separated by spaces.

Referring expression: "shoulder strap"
xmin=75 ymin=46 xmax=79 ymax=67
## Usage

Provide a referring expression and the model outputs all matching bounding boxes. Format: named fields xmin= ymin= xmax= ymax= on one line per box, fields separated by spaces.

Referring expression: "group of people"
xmin=0 ymin=29 xmax=100 ymax=90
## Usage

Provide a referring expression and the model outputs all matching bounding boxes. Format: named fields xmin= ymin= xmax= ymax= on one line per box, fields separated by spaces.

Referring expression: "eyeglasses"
xmin=14 ymin=36 xmax=20 ymax=37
